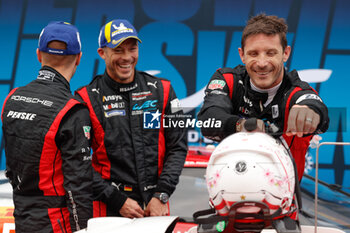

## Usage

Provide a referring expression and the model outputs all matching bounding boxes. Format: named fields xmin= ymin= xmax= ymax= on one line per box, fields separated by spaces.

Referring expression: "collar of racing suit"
xmin=37 ymin=65 xmax=71 ymax=91
xmin=244 ymin=67 xmax=293 ymax=109
xmin=243 ymin=69 xmax=291 ymax=116
xmin=102 ymin=70 xmax=139 ymax=93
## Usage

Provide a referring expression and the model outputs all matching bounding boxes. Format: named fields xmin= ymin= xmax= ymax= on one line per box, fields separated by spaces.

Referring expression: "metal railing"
xmin=315 ymin=142 xmax=350 ymax=233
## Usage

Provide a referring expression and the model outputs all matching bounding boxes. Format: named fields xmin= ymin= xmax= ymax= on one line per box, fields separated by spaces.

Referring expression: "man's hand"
xmin=119 ymin=198 xmax=144 ymax=218
xmin=286 ymin=105 xmax=320 ymax=137
xmin=144 ymin=197 xmax=168 ymax=216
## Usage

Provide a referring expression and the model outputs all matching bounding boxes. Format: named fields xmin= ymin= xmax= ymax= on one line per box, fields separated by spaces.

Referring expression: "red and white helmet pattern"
xmin=206 ymin=132 xmax=295 ymax=216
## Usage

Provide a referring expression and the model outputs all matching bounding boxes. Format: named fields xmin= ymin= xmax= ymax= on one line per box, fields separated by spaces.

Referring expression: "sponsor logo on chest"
xmin=104 ymin=109 xmax=126 ymax=118
xmin=103 ymin=102 xmax=125 ymax=110
xmin=102 ymin=95 xmax=123 ymax=102
xmin=132 ymin=100 xmax=158 ymax=111
xmin=243 ymin=95 xmax=253 ymax=107
xmin=132 ymin=91 xmax=152 ymax=101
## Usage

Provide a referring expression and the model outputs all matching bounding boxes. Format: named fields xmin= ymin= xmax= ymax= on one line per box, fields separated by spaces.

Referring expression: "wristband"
xmin=236 ymin=119 xmax=244 ymax=132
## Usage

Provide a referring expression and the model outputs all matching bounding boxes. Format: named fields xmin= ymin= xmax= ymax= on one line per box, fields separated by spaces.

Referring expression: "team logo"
xmin=272 ymin=104 xmax=279 ymax=119
xmin=112 ymin=23 xmax=134 ymax=37
xmin=37 ymin=70 xmax=55 ymax=81
xmin=133 ymin=100 xmax=158 ymax=111
xmin=11 ymin=95 xmax=53 ymax=107
xmin=234 ymin=161 xmax=247 ymax=174
xmin=143 ymin=110 xmax=161 ymax=129
xmin=83 ymin=126 xmax=91 ymax=139
xmin=7 ymin=110 xmax=36 ymax=121
xmin=208 ymin=80 xmax=226 ymax=90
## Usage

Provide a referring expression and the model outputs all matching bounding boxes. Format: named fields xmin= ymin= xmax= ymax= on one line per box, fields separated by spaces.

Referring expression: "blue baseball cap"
xmin=98 ymin=19 xmax=141 ymax=48
xmin=38 ymin=21 xmax=81 ymax=55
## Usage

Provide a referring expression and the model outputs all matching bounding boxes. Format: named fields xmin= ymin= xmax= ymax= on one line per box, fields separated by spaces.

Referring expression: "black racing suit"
xmin=1 ymin=66 xmax=93 ymax=233
xmin=198 ymin=65 xmax=329 ymax=179
xmin=76 ymin=70 xmax=187 ymax=216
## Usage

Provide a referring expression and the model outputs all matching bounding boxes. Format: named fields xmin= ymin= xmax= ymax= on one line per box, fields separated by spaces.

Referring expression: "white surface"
xmin=0 ymin=171 xmax=13 ymax=207
xmin=74 ymin=216 xmax=179 ymax=233
xmin=179 ymin=86 xmax=206 ymax=113
xmin=301 ymin=226 xmax=346 ymax=233
xmin=187 ymin=225 xmax=346 ymax=233
xmin=297 ymin=69 xmax=332 ymax=83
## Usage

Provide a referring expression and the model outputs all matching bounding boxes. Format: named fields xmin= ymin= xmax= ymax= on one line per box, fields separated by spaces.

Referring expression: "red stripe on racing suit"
xmin=48 ymin=207 xmax=72 ymax=233
xmin=77 ymin=87 xmax=111 ymax=179
xmin=93 ymin=201 xmax=106 ymax=218
xmin=282 ymin=87 xmax=312 ymax=180
xmin=222 ymin=73 xmax=234 ymax=99
xmin=38 ymin=98 xmax=81 ymax=232
xmin=158 ymin=80 xmax=170 ymax=177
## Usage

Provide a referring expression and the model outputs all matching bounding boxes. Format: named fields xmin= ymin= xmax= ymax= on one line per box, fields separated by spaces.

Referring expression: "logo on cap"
xmin=38 ymin=21 xmax=81 ymax=55
xmin=99 ymin=19 xmax=141 ymax=48
xmin=111 ymin=23 xmax=134 ymax=37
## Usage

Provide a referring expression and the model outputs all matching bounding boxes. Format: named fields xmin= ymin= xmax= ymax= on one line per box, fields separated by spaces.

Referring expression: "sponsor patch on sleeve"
xmin=208 ymin=79 xmax=226 ymax=90
xmin=209 ymin=90 xmax=228 ymax=96
xmin=83 ymin=126 xmax=91 ymax=139
xmin=296 ymin=94 xmax=323 ymax=104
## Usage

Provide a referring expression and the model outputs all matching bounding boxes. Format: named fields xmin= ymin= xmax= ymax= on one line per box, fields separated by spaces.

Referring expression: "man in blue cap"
xmin=2 ymin=21 xmax=93 ymax=232
xmin=76 ymin=19 xmax=187 ymax=218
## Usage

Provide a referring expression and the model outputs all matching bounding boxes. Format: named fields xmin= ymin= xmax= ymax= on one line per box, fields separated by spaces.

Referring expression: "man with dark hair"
xmin=76 ymin=19 xmax=187 ymax=218
xmin=198 ymin=13 xmax=329 ymax=180
xmin=197 ymin=13 xmax=329 ymax=232
xmin=2 ymin=21 xmax=93 ymax=233
xmin=241 ymin=14 xmax=288 ymax=50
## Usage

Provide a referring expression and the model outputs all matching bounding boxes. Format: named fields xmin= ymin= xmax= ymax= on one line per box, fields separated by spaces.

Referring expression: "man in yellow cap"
xmin=76 ymin=19 xmax=187 ymax=218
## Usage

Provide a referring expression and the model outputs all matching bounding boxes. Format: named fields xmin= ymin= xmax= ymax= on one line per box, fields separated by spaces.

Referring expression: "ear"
xmin=76 ymin=52 xmax=82 ymax=66
xmin=36 ymin=49 xmax=42 ymax=63
xmin=283 ymin=45 xmax=291 ymax=63
xmin=97 ymin=48 xmax=106 ymax=59
xmin=238 ymin=47 xmax=245 ymax=64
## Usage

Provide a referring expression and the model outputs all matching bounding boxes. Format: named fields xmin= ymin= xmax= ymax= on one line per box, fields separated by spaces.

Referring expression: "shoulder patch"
xmin=208 ymin=79 xmax=226 ymax=90
xmin=296 ymin=94 xmax=323 ymax=104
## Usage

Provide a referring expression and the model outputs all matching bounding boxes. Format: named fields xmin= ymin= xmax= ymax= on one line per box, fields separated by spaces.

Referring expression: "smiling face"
xmin=239 ymin=33 xmax=291 ymax=89
xmin=98 ymin=38 xmax=139 ymax=83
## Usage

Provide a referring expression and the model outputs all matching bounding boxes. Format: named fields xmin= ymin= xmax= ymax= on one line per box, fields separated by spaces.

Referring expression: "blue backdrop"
xmin=0 ymin=0 xmax=349 ymax=189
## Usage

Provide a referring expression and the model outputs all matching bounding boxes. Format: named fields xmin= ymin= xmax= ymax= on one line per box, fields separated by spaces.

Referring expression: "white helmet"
xmin=206 ymin=132 xmax=295 ymax=216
